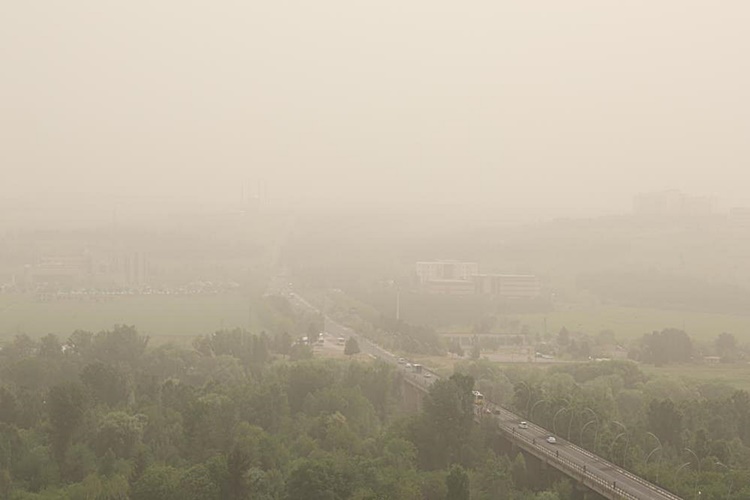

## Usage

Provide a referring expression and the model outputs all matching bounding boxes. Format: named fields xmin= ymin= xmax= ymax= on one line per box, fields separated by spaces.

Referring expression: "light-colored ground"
xmin=641 ymin=363 xmax=750 ymax=391
xmin=0 ymin=292 xmax=263 ymax=340
xmin=511 ymin=305 xmax=750 ymax=344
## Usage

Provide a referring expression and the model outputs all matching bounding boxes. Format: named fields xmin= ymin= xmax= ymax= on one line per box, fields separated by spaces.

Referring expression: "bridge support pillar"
xmin=400 ymin=377 xmax=425 ymax=414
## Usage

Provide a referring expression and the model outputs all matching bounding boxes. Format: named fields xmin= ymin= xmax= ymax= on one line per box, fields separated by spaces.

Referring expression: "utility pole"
xmin=247 ymin=304 xmax=253 ymax=332
xmin=322 ymin=294 xmax=327 ymax=333
xmin=396 ymin=287 xmax=400 ymax=321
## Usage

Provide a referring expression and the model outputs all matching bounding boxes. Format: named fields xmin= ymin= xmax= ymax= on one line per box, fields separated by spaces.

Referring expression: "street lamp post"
xmin=645 ymin=432 xmax=663 ymax=483
xmin=685 ymin=448 xmax=701 ymax=496
xmin=581 ymin=407 xmax=600 ymax=450
xmin=530 ymin=399 xmax=548 ymax=424
xmin=715 ymin=461 xmax=732 ymax=500
xmin=515 ymin=381 xmax=532 ymax=417
xmin=567 ymin=407 xmax=578 ymax=441
xmin=610 ymin=432 xmax=626 ymax=466
xmin=675 ymin=461 xmax=692 ymax=491
xmin=613 ymin=421 xmax=628 ymax=467
xmin=553 ymin=407 xmax=569 ymax=436
xmin=580 ymin=419 xmax=598 ymax=450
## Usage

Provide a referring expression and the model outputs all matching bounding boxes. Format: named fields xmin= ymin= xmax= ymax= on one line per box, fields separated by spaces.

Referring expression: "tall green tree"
xmin=715 ymin=332 xmax=738 ymax=360
xmin=178 ymin=464 xmax=221 ymax=500
xmin=344 ymin=337 xmax=360 ymax=356
xmin=286 ymin=458 xmax=353 ymax=500
xmin=648 ymin=399 xmax=683 ymax=448
xmin=445 ymin=464 xmax=470 ymax=500
xmin=131 ymin=465 xmax=180 ymax=500
xmin=415 ymin=373 xmax=476 ymax=468
xmin=81 ymin=362 xmax=128 ymax=407
xmin=48 ymin=382 xmax=87 ymax=467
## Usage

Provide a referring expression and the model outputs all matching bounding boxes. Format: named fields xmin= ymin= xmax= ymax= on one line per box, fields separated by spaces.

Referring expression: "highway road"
xmin=287 ymin=290 xmax=682 ymax=500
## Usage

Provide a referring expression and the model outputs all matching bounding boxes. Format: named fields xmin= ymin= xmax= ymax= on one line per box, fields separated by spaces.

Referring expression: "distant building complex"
xmin=473 ymin=274 xmax=540 ymax=299
xmin=415 ymin=260 xmax=540 ymax=298
xmin=415 ymin=260 xmax=479 ymax=283
xmin=633 ymin=190 xmax=716 ymax=217
xmin=730 ymin=207 xmax=750 ymax=228
xmin=24 ymin=251 xmax=149 ymax=288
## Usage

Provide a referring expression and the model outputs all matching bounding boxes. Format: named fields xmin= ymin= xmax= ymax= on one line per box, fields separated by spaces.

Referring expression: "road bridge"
xmin=288 ymin=291 xmax=683 ymax=500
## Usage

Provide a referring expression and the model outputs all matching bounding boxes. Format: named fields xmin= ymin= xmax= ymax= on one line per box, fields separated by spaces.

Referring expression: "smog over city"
xmin=1 ymin=2 xmax=750 ymax=499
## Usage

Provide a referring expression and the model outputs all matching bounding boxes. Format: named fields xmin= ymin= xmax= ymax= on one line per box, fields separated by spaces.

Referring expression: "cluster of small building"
xmin=0 ymin=281 xmax=241 ymax=300
xmin=415 ymin=260 xmax=540 ymax=298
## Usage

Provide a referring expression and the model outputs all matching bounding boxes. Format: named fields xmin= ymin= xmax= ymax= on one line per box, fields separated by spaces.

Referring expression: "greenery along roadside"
xmin=0 ymin=323 xmax=568 ymax=500
xmin=458 ymin=358 xmax=750 ymax=499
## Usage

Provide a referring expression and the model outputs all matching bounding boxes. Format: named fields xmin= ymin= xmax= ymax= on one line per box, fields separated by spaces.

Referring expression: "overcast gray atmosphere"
xmin=4 ymin=3 xmax=750 ymax=499
xmin=3 ymin=1 xmax=750 ymax=219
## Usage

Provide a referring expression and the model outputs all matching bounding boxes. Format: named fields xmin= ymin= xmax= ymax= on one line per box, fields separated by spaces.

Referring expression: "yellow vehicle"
xmin=472 ymin=390 xmax=484 ymax=406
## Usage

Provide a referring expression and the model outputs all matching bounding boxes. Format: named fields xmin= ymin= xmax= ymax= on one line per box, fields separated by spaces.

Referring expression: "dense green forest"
xmin=3 ymin=296 xmax=750 ymax=498
xmin=0 ymin=319 xmax=566 ymax=498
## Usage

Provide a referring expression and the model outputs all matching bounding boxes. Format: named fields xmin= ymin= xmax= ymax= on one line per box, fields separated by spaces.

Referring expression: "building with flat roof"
xmin=730 ymin=207 xmax=750 ymax=228
xmin=415 ymin=260 xmax=479 ymax=295
xmin=633 ymin=190 xmax=716 ymax=217
xmin=416 ymin=260 xmax=478 ymax=283
xmin=473 ymin=274 xmax=540 ymax=299
xmin=415 ymin=260 xmax=540 ymax=298
xmin=422 ymin=279 xmax=476 ymax=295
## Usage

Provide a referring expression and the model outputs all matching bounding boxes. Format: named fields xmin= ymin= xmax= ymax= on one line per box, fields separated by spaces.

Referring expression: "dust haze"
xmin=3 ymin=1 xmax=749 ymax=220
xmin=4 ymin=3 xmax=750 ymax=499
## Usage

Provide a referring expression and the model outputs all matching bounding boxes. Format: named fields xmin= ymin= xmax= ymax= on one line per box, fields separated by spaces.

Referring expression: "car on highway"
xmin=546 ymin=436 xmax=557 ymax=444
xmin=405 ymin=363 xmax=412 ymax=368
xmin=424 ymin=372 xmax=432 ymax=378
xmin=398 ymin=357 xmax=405 ymax=364
xmin=519 ymin=421 xmax=529 ymax=429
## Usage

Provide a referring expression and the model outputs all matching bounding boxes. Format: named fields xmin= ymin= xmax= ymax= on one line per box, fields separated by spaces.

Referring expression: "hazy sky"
xmin=2 ymin=1 xmax=749 ymax=217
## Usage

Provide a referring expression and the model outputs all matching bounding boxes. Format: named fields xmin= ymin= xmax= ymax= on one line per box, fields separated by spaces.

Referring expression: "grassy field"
xmin=409 ymin=353 xmax=750 ymax=392
xmin=641 ymin=363 xmax=750 ymax=392
xmin=0 ymin=293 xmax=264 ymax=342
xmin=509 ymin=305 xmax=750 ymax=344
xmin=365 ymin=290 xmax=750 ymax=345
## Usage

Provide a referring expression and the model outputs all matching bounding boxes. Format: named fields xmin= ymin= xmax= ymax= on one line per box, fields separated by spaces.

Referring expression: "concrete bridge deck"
xmin=289 ymin=291 xmax=683 ymax=500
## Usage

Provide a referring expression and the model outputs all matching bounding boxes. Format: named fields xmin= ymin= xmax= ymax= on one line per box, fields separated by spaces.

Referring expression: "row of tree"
xmin=458 ymin=358 xmax=750 ymax=499
xmin=0 ymin=316 xmax=566 ymax=499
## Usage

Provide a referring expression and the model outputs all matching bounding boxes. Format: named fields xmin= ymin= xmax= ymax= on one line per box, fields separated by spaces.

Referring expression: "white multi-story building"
xmin=473 ymin=274 xmax=540 ymax=299
xmin=415 ymin=260 xmax=540 ymax=298
xmin=415 ymin=260 xmax=479 ymax=283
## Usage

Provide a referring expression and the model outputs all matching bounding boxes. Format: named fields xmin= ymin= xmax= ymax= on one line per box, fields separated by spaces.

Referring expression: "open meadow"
xmin=356 ymin=290 xmax=750 ymax=345
xmin=0 ymin=292 xmax=266 ymax=343
xmin=640 ymin=363 xmax=750 ymax=392
xmin=514 ymin=305 xmax=750 ymax=344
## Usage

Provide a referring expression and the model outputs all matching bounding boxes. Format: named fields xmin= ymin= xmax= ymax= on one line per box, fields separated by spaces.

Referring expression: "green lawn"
xmin=641 ymin=363 xmax=750 ymax=392
xmin=0 ymin=293 xmax=262 ymax=342
xmin=513 ymin=305 xmax=750 ymax=344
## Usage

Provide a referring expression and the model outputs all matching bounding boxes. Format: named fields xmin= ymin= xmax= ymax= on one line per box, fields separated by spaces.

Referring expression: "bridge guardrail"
xmin=498 ymin=422 xmax=640 ymax=500
xmin=564 ymin=440 xmax=681 ymax=500
xmin=487 ymin=408 xmax=682 ymax=500
xmin=293 ymin=294 xmax=682 ymax=500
